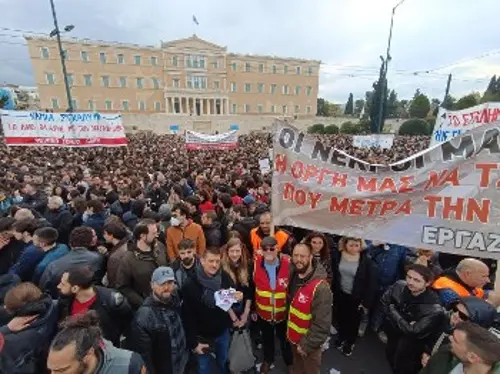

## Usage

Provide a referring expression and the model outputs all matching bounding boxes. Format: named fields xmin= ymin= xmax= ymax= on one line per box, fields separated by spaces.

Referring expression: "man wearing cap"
xmin=254 ymin=236 xmax=293 ymax=374
xmin=129 ymin=266 xmax=188 ymax=374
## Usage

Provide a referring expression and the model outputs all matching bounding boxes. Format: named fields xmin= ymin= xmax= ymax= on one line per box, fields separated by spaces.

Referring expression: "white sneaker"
xmin=330 ymin=325 xmax=338 ymax=335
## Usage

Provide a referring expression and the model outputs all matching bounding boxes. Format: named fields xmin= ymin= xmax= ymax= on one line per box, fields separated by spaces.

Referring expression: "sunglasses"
xmin=262 ymin=246 xmax=276 ymax=252
xmin=453 ymin=306 xmax=469 ymax=321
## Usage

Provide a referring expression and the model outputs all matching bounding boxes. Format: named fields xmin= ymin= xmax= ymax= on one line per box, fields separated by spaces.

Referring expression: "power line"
xmin=414 ymin=49 xmax=500 ymax=74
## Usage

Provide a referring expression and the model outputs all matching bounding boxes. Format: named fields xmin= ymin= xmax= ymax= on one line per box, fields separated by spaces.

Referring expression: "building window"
xmin=152 ymin=78 xmax=160 ymax=89
xmin=306 ymin=86 xmax=312 ymax=96
xmin=211 ymin=59 xmax=218 ymax=69
xmin=230 ymin=82 xmax=236 ymax=92
xmin=294 ymin=105 xmax=300 ymax=113
xmin=186 ymin=55 xmax=206 ymax=69
xmin=232 ymin=103 xmax=237 ymax=113
xmin=271 ymin=105 xmax=276 ymax=113
xmin=186 ymin=75 xmax=207 ymax=89
xmin=84 ymin=74 xmax=92 ymax=86
xmin=306 ymin=105 xmax=311 ymax=114
xmin=172 ymin=56 xmax=178 ymax=67
xmin=257 ymin=83 xmax=264 ymax=93
xmin=122 ymin=101 xmax=130 ymax=111
xmin=245 ymin=62 xmax=251 ymax=72
xmin=270 ymin=84 xmax=276 ymax=94
xmin=81 ymin=51 xmax=89 ymax=62
xmin=155 ymin=101 xmax=161 ymax=111
xmin=259 ymin=63 xmax=264 ymax=73
xmin=282 ymin=85 xmax=289 ymax=95
xmin=296 ymin=66 xmax=301 ymax=75
xmin=244 ymin=104 xmax=250 ymax=113
xmin=45 ymin=73 xmax=55 ymax=85
xmin=282 ymin=105 xmax=287 ymax=114
xmin=257 ymin=104 xmax=263 ymax=113
xmin=173 ymin=78 xmax=180 ymax=88
xmin=295 ymin=86 xmax=301 ymax=95
xmin=308 ymin=66 xmax=313 ymax=76
xmin=119 ymin=77 xmax=127 ymax=88
xmin=63 ymin=50 xmax=69 ymax=60
xmin=151 ymin=56 xmax=158 ymax=66
xmin=88 ymin=100 xmax=95 ymax=110
xmin=214 ymin=80 xmax=220 ymax=90
xmin=70 ymin=100 xmax=77 ymax=110
xmin=99 ymin=52 xmax=107 ymax=64
xmin=136 ymin=77 xmax=144 ymax=89
xmin=272 ymin=65 xmax=277 ymax=74
xmin=51 ymin=98 xmax=59 ymax=109
xmin=117 ymin=53 xmax=125 ymax=64
xmin=138 ymin=101 xmax=146 ymax=111
xmin=41 ymin=47 xmax=49 ymax=59
xmin=231 ymin=62 xmax=237 ymax=71
xmin=244 ymin=83 xmax=251 ymax=93
xmin=105 ymin=100 xmax=112 ymax=110
xmin=67 ymin=73 xmax=74 ymax=86
xmin=101 ymin=76 xmax=110 ymax=88
xmin=284 ymin=65 xmax=288 ymax=74
xmin=134 ymin=55 xmax=141 ymax=65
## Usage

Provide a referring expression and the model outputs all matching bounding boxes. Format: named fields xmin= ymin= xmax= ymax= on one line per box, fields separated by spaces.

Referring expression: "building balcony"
xmin=164 ymin=87 xmax=227 ymax=96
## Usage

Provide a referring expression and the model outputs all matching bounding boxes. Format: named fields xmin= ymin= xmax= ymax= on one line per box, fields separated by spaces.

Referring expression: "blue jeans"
xmin=197 ymin=329 xmax=230 ymax=374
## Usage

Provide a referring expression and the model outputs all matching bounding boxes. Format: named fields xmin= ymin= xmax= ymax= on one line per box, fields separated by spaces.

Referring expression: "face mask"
xmin=170 ymin=217 xmax=181 ymax=227
xmin=82 ymin=213 xmax=90 ymax=222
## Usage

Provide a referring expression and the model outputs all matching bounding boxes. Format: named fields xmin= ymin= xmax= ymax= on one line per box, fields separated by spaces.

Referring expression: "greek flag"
xmin=192 ymin=15 xmax=199 ymax=25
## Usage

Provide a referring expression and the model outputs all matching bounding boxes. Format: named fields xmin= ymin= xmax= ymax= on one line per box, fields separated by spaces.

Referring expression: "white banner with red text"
xmin=185 ymin=130 xmax=238 ymax=150
xmin=0 ymin=110 xmax=127 ymax=147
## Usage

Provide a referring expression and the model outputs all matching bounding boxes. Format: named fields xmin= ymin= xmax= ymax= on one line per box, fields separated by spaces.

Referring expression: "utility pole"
xmin=49 ymin=0 xmax=73 ymax=112
xmin=442 ymin=74 xmax=452 ymax=107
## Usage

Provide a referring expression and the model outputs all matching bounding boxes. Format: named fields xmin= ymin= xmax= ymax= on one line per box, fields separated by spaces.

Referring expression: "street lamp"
xmin=48 ymin=0 xmax=74 ymax=112
xmin=376 ymin=0 xmax=407 ymax=133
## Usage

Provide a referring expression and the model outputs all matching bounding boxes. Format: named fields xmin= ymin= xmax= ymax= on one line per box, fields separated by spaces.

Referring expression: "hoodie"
xmin=287 ymin=260 xmax=333 ymax=353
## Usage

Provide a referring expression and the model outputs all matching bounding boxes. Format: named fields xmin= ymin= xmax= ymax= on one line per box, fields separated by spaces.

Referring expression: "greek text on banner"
xmin=185 ymin=130 xmax=238 ymax=150
xmin=271 ymin=120 xmax=500 ymax=260
xmin=0 ymin=110 xmax=127 ymax=147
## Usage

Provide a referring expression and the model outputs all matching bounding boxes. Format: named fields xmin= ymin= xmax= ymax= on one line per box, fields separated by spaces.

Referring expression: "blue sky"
xmin=0 ymin=0 xmax=498 ymax=103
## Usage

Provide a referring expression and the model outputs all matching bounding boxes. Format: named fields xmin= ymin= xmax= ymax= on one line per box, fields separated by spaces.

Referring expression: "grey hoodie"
xmin=96 ymin=339 xmax=146 ymax=374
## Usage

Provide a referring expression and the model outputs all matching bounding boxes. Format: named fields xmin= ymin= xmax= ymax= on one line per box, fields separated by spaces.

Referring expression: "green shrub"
xmin=307 ymin=124 xmax=325 ymax=134
xmin=398 ymin=118 xmax=430 ymax=135
xmin=323 ymin=124 xmax=339 ymax=134
xmin=340 ymin=121 xmax=359 ymax=134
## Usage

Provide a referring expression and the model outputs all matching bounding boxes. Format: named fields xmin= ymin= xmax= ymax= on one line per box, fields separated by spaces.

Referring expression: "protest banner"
xmin=185 ymin=130 xmax=238 ymax=150
xmin=0 ymin=110 xmax=127 ymax=147
xmin=272 ymin=120 xmax=500 ymax=259
xmin=353 ymin=134 xmax=394 ymax=149
xmin=431 ymin=102 xmax=500 ymax=146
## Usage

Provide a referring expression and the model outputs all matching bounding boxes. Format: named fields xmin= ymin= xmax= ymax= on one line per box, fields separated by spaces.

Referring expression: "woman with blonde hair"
xmin=221 ymin=237 xmax=252 ymax=329
xmin=332 ymin=236 xmax=378 ymax=356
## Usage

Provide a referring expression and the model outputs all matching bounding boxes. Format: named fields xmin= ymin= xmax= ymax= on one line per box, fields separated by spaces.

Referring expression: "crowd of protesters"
xmin=0 ymin=131 xmax=499 ymax=374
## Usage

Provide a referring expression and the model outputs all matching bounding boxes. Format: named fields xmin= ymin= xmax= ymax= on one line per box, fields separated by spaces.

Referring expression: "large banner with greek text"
xmin=272 ymin=120 xmax=500 ymax=259
xmin=353 ymin=134 xmax=394 ymax=149
xmin=0 ymin=110 xmax=127 ymax=147
xmin=430 ymin=102 xmax=500 ymax=147
xmin=185 ymin=130 xmax=238 ymax=150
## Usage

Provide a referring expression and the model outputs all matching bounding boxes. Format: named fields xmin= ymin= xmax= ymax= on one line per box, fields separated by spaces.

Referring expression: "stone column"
xmin=200 ymin=98 xmax=204 ymax=115
xmin=179 ymin=97 xmax=183 ymax=114
xmin=225 ymin=99 xmax=229 ymax=115
xmin=207 ymin=98 xmax=211 ymax=115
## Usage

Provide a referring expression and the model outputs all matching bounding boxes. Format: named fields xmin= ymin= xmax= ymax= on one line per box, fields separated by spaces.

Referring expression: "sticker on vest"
xmin=278 ymin=277 xmax=288 ymax=288
xmin=298 ymin=292 xmax=309 ymax=304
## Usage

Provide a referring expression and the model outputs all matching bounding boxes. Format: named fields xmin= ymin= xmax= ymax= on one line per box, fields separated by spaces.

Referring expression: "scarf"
xmin=196 ymin=264 xmax=222 ymax=308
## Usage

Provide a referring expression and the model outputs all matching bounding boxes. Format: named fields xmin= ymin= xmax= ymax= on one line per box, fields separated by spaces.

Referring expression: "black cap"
xmin=261 ymin=236 xmax=278 ymax=248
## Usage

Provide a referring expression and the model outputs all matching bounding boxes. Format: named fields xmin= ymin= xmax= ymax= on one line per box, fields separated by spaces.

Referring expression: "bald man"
xmin=432 ymin=258 xmax=490 ymax=308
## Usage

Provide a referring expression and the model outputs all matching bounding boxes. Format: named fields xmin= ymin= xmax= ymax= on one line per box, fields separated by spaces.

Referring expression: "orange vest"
xmin=432 ymin=276 xmax=485 ymax=298
xmin=254 ymin=255 xmax=290 ymax=322
xmin=250 ymin=229 xmax=289 ymax=252
xmin=287 ymin=278 xmax=324 ymax=345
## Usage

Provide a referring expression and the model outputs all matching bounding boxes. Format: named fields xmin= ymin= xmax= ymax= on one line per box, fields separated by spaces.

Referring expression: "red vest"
xmin=287 ymin=278 xmax=324 ymax=345
xmin=254 ymin=255 xmax=290 ymax=322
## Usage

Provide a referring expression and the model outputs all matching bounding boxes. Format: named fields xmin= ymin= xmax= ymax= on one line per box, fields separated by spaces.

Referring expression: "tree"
xmin=409 ymin=89 xmax=431 ymax=118
xmin=317 ymin=98 xmax=329 ymax=116
xmin=386 ymin=90 xmax=399 ymax=118
xmin=340 ymin=121 xmax=359 ymax=134
xmin=398 ymin=118 xmax=431 ymax=135
xmin=368 ymin=65 xmax=388 ymax=133
xmin=307 ymin=124 xmax=325 ymax=134
xmin=324 ymin=124 xmax=339 ymax=134
xmin=454 ymin=94 xmax=479 ymax=110
xmin=396 ymin=100 xmax=409 ymax=118
xmin=328 ymin=103 xmax=343 ymax=117
xmin=364 ymin=91 xmax=374 ymax=118
xmin=344 ymin=93 xmax=354 ymax=115
xmin=354 ymin=99 xmax=365 ymax=117
xmin=481 ymin=75 xmax=500 ymax=103
xmin=442 ymin=94 xmax=456 ymax=110
xmin=357 ymin=119 xmax=371 ymax=134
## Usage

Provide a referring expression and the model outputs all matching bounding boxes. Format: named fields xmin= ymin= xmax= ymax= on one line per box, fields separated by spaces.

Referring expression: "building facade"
xmin=25 ymin=34 xmax=320 ymax=116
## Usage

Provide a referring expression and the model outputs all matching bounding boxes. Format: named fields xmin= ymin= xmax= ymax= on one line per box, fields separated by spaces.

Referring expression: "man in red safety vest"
xmin=287 ymin=243 xmax=332 ymax=374
xmin=253 ymin=236 xmax=293 ymax=374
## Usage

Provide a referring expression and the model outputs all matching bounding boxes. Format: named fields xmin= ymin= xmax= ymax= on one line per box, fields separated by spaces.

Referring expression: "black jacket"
xmin=381 ymin=280 xmax=444 ymax=340
xmin=203 ymin=222 xmax=223 ymax=248
xmin=0 ymin=294 xmax=59 ymax=374
xmin=58 ymin=286 xmax=132 ymax=346
xmin=0 ymin=239 xmax=25 ymax=276
xmin=20 ymin=191 xmax=48 ymax=214
xmin=232 ymin=217 xmax=258 ymax=250
xmin=129 ymin=295 xmax=188 ymax=374
xmin=43 ymin=206 xmax=73 ymax=244
xmin=331 ymin=250 xmax=379 ymax=308
xmin=181 ymin=267 xmax=234 ymax=349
